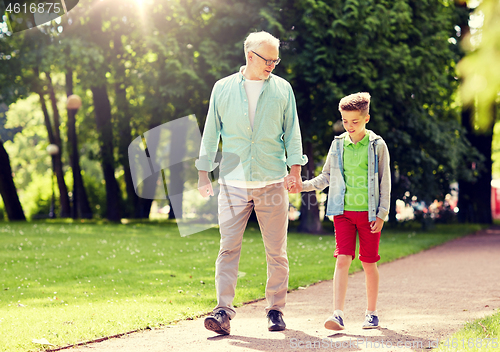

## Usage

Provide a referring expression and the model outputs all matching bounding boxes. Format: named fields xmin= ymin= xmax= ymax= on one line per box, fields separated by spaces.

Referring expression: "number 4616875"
xmin=5 ymin=2 xmax=61 ymax=14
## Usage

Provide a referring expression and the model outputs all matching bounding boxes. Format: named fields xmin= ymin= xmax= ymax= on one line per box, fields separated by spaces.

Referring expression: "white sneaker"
xmin=324 ymin=314 xmax=345 ymax=330
xmin=362 ymin=314 xmax=379 ymax=329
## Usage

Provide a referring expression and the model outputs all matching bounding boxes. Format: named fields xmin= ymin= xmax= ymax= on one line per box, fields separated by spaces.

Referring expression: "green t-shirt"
xmin=343 ymin=133 xmax=369 ymax=211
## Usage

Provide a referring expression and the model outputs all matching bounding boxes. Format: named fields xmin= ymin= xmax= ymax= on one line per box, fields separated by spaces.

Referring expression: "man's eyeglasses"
xmin=251 ymin=51 xmax=281 ymax=66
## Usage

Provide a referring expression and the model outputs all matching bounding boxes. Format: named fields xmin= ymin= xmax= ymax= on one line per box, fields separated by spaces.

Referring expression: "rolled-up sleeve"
xmin=283 ymin=84 xmax=308 ymax=167
xmin=195 ymin=83 xmax=221 ymax=172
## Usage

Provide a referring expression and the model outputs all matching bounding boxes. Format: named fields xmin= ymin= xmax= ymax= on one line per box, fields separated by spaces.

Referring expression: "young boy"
xmin=302 ymin=92 xmax=390 ymax=330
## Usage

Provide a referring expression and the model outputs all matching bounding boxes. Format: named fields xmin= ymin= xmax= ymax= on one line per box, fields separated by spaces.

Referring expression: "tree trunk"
xmin=453 ymin=1 xmax=492 ymax=224
xmin=0 ymin=140 xmax=26 ymax=221
xmin=35 ymin=72 xmax=71 ymax=218
xmin=91 ymin=84 xmax=122 ymax=222
xmin=298 ymin=140 xmax=323 ymax=233
xmin=45 ymin=73 xmax=62 ymax=148
xmin=137 ymin=110 xmax=164 ymax=219
xmin=66 ymin=69 xmax=93 ymax=219
xmin=388 ymin=162 xmax=402 ymax=225
xmin=458 ymin=105 xmax=493 ymax=224
xmin=167 ymin=117 xmax=188 ymax=219
xmin=113 ymin=33 xmax=140 ymax=218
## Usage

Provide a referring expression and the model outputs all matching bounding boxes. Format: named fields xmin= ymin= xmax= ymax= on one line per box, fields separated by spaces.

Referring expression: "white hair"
xmin=244 ymin=31 xmax=280 ymax=61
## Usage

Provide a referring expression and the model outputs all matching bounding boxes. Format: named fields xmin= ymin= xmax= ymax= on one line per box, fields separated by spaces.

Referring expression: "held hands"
xmin=284 ymin=165 xmax=302 ymax=193
xmin=370 ymin=217 xmax=384 ymax=233
xmin=198 ymin=171 xmax=214 ymax=198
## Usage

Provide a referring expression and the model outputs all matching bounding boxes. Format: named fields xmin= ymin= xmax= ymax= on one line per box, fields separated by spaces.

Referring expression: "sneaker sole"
xmin=204 ymin=318 xmax=230 ymax=335
xmin=324 ymin=320 xmax=345 ymax=330
xmin=362 ymin=325 xmax=379 ymax=329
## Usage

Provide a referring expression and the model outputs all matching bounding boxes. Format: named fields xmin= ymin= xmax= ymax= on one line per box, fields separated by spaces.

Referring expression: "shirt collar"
xmin=344 ymin=132 xmax=369 ymax=146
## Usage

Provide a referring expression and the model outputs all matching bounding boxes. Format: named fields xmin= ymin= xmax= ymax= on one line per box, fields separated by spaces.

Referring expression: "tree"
xmin=455 ymin=0 xmax=498 ymax=224
xmin=65 ymin=70 xmax=93 ymax=219
xmin=0 ymin=139 xmax=26 ymax=221
xmin=0 ymin=24 xmax=74 ymax=218
xmin=266 ymin=0 xmax=479 ymax=231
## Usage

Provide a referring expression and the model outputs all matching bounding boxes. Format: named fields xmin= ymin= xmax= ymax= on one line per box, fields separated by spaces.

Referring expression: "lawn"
xmin=0 ymin=220 xmax=485 ymax=352
xmin=436 ymin=311 xmax=500 ymax=352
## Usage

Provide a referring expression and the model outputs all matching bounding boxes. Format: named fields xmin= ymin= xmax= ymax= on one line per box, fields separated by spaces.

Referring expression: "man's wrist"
xmin=289 ymin=164 xmax=301 ymax=176
xmin=198 ymin=171 xmax=210 ymax=183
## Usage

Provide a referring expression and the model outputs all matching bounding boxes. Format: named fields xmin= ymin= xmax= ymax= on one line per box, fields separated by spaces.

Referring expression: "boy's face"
xmin=340 ymin=110 xmax=370 ymax=142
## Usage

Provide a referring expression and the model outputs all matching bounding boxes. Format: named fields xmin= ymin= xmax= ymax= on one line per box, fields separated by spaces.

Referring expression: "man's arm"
xmin=282 ymin=83 xmax=308 ymax=170
xmin=196 ymin=83 xmax=221 ymax=198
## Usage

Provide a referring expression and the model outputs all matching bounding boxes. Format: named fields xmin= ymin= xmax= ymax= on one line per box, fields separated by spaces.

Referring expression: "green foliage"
xmin=0 ymin=221 xmax=484 ymax=351
xmin=82 ymin=173 xmax=107 ymax=219
xmin=2 ymin=90 xmax=107 ymax=218
xmin=0 ymin=197 xmax=5 ymax=220
xmin=0 ymin=0 xmax=484 ymax=219
xmin=459 ymin=0 xmax=500 ymax=132
xmin=1 ymin=0 xmax=273 ymax=219
xmin=18 ymin=172 xmax=53 ymax=219
xmin=3 ymin=94 xmax=52 ymax=186
xmin=492 ymin=120 xmax=500 ymax=178
xmin=437 ymin=311 xmax=500 ymax=352
xmin=269 ymin=0 xmax=478 ymax=204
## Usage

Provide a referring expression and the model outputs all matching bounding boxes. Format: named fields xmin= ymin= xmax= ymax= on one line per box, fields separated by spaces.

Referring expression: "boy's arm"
xmin=302 ymin=142 xmax=334 ymax=192
xmin=376 ymin=140 xmax=391 ymax=220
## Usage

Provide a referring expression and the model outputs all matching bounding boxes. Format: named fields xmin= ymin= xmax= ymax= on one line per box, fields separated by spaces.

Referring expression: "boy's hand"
xmin=370 ymin=217 xmax=384 ymax=233
xmin=284 ymin=165 xmax=302 ymax=193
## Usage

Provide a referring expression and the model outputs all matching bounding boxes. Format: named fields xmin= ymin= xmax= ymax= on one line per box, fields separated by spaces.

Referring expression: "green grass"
xmin=0 ymin=221 xmax=485 ymax=352
xmin=436 ymin=311 xmax=500 ymax=352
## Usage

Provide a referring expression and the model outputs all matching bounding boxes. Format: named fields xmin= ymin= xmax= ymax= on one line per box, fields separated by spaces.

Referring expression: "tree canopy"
xmin=0 ymin=0 xmax=484 ymax=226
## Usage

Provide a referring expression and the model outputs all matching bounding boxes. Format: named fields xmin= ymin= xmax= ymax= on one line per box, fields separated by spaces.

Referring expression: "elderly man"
xmin=196 ymin=31 xmax=307 ymax=335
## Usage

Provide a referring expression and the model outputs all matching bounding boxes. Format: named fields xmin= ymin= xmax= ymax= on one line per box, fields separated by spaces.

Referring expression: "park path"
xmin=67 ymin=227 xmax=500 ymax=352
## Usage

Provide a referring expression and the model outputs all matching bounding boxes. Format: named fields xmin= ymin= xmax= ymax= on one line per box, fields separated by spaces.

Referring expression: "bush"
xmin=82 ymin=173 xmax=106 ymax=219
xmin=0 ymin=198 xmax=5 ymax=220
xmin=19 ymin=172 xmax=54 ymax=219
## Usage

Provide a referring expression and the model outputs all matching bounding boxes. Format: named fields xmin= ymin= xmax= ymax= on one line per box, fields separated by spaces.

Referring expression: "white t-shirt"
xmin=244 ymin=79 xmax=264 ymax=129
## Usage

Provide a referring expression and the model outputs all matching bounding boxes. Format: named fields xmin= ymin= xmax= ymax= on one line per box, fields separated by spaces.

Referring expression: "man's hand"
xmin=370 ymin=217 xmax=384 ymax=233
xmin=198 ymin=171 xmax=214 ymax=198
xmin=284 ymin=165 xmax=302 ymax=193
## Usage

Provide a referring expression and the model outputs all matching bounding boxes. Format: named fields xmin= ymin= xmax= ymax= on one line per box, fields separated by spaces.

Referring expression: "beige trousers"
xmin=213 ymin=182 xmax=289 ymax=320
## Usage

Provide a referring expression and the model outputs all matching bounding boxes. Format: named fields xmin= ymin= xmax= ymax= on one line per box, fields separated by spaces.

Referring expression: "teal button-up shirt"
xmin=196 ymin=67 xmax=308 ymax=183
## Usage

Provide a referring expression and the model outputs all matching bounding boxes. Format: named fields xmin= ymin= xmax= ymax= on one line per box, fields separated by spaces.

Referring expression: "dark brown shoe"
xmin=267 ymin=310 xmax=286 ymax=331
xmin=204 ymin=310 xmax=230 ymax=335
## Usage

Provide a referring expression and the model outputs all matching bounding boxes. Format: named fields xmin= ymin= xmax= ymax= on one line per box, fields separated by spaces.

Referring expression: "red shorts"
xmin=333 ymin=211 xmax=381 ymax=263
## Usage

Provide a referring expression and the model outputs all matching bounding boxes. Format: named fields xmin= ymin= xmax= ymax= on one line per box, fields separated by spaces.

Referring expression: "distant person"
xmin=196 ymin=31 xmax=307 ymax=335
xmin=302 ymin=92 xmax=390 ymax=330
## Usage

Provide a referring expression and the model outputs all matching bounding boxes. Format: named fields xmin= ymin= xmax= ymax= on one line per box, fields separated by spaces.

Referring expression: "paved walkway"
xmin=68 ymin=227 xmax=500 ymax=351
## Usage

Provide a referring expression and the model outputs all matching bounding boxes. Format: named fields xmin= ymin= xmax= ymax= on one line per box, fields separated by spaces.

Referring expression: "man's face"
xmin=341 ymin=110 xmax=370 ymax=142
xmin=247 ymin=42 xmax=279 ymax=80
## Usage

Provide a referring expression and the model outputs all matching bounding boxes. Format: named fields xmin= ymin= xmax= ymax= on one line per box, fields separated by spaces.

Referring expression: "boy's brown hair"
xmin=338 ymin=92 xmax=371 ymax=116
